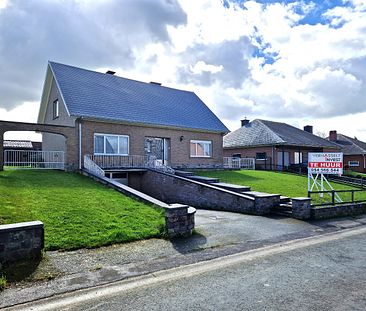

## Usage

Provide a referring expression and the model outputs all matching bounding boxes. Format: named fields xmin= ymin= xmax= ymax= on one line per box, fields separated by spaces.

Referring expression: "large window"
xmin=190 ymin=140 xmax=212 ymax=157
xmin=94 ymin=134 xmax=129 ymax=155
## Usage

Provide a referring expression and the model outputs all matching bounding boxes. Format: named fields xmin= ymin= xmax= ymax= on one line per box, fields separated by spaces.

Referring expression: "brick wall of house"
xmin=81 ymin=120 xmax=224 ymax=168
xmin=344 ymin=154 xmax=366 ymax=173
xmin=224 ymin=145 xmax=332 ymax=170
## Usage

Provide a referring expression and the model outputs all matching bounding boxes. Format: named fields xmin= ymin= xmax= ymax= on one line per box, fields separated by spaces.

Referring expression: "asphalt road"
xmin=15 ymin=227 xmax=365 ymax=311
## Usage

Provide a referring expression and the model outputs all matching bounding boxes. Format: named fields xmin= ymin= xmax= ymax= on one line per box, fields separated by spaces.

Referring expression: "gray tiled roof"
xmin=49 ymin=62 xmax=229 ymax=133
xmin=224 ymin=119 xmax=339 ymax=149
xmin=331 ymin=134 xmax=366 ymax=155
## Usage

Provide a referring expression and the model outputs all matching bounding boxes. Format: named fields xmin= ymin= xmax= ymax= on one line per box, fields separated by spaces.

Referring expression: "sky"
xmin=1 ymin=0 xmax=366 ymax=142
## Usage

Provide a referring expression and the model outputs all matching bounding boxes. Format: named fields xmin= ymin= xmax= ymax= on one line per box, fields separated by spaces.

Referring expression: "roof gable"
xmin=44 ymin=62 xmax=228 ymax=133
xmin=332 ymin=134 xmax=366 ymax=155
xmin=224 ymin=119 xmax=339 ymax=149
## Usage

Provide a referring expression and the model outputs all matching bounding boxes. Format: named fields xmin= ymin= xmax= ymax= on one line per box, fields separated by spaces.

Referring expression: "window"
xmin=94 ymin=134 xmax=129 ymax=155
xmin=190 ymin=140 xmax=212 ymax=157
xmin=294 ymin=152 xmax=303 ymax=164
xmin=232 ymin=153 xmax=241 ymax=158
xmin=256 ymin=152 xmax=267 ymax=160
xmin=53 ymin=99 xmax=59 ymax=119
xmin=348 ymin=161 xmax=359 ymax=167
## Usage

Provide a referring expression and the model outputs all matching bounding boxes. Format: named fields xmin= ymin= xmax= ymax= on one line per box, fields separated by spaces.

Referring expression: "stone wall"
xmin=137 ymin=170 xmax=275 ymax=215
xmin=311 ymin=202 xmax=366 ymax=220
xmin=0 ymin=221 xmax=44 ymax=269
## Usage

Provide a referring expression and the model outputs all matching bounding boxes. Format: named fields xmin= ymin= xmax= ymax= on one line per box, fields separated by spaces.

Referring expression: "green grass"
xmin=195 ymin=170 xmax=366 ymax=203
xmin=0 ymin=170 xmax=165 ymax=250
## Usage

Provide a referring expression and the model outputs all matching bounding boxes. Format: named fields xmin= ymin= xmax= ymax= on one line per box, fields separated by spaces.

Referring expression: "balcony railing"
xmin=88 ymin=154 xmax=151 ymax=169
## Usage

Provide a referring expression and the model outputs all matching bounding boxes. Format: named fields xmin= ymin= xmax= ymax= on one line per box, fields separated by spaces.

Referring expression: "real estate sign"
xmin=308 ymin=152 xmax=343 ymax=175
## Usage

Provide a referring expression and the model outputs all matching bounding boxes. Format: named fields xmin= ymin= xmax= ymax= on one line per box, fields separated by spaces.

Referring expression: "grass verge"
xmin=195 ymin=170 xmax=366 ymax=203
xmin=0 ymin=170 xmax=165 ymax=250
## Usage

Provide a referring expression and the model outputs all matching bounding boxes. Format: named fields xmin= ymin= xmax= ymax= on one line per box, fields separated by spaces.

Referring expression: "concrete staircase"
xmin=174 ymin=170 xmax=293 ymax=217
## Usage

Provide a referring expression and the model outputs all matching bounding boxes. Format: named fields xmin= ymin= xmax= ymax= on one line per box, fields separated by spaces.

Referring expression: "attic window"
xmin=348 ymin=161 xmax=359 ymax=167
xmin=53 ymin=99 xmax=59 ymax=119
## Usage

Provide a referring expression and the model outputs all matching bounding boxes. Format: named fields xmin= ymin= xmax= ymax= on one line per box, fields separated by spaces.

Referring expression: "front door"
xmin=144 ymin=137 xmax=170 ymax=165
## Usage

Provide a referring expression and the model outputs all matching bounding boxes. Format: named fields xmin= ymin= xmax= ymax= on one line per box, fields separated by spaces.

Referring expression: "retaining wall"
xmin=0 ymin=221 xmax=44 ymax=269
xmin=137 ymin=170 xmax=276 ymax=215
xmin=311 ymin=202 xmax=366 ymax=220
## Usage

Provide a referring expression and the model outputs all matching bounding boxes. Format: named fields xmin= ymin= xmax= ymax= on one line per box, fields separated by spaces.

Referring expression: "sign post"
xmin=307 ymin=153 xmax=343 ymax=202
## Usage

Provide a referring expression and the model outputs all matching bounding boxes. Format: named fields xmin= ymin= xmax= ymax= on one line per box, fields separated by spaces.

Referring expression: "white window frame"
xmin=53 ymin=99 xmax=59 ymax=119
xmin=348 ymin=161 xmax=359 ymax=167
xmin=190 ymin=140 xmax=212 ymax=158
xmin=94 ymin=133 xmax=129 ymax=155
xmin=294 ymin=152 xmax=303 ymax=164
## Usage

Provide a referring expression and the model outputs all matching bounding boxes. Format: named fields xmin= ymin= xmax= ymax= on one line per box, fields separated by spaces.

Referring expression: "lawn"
xmin=195 ymin=170 xmax=366 ymax=203
xmin=0 ymin=170 xmax=165 ymax=250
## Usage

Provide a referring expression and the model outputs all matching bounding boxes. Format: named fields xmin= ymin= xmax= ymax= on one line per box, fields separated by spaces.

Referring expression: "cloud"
xmin=0 ymin=0 xmax=186 ymax=110
xmin=176 ymin=36 xmax=255 ymax=88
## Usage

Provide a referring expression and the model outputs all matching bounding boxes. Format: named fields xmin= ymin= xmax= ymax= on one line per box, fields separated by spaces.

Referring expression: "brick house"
xmin=37 ymin=62 xmax=228 ymax=170
xmin=223 ymin=119 xmax=340 ymax=170
xmin=328 ymin=131 xmax=366 ymax=173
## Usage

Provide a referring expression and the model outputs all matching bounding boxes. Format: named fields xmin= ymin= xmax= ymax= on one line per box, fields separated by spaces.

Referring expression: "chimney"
xmin=150 ymin=81 xmax=162 ymax=86
xmin=106 ymin=70 xmax=116 ymax=75
xmin=303 ymin=125 xmax=313 ymax=134
xmin=241 ymin=118 xmax=250 ymax=127
xmin=329 ymin=130 xmax=337 ymax=142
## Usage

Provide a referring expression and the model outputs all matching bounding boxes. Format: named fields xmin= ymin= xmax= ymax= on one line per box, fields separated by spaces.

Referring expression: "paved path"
xmin=1 ymin=210 xmax=366 ymax=308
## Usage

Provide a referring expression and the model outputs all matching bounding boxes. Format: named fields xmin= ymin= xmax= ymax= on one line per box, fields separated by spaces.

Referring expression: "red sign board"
xmin=308 ymin=153 xmax=343 ymax=175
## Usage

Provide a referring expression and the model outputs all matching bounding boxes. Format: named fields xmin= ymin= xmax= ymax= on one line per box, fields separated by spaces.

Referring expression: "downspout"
xmin=79 ymin=119 xmax=82 ymax=170
xmin=364 ymin=154 xmax=366 ymax=171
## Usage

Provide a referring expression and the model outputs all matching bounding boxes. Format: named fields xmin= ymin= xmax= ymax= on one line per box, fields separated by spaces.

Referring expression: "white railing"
xmin=150 ymin=159 xmax=175 ymax=174
xmin=4 ymin=150 xmax=64 ymax=170
xmin=223 ymin=157 xmax=255 ymax=170
xmin=84 ymin=155 xmax=105 ymax=177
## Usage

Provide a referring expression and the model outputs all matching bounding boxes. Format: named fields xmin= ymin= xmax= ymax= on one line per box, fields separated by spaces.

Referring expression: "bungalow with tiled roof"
xmin=38 ymin=61 xmax=229 ymax=170
xmin=224 ymin=119 xmax=340 ymax=171
xmin=328 ymin=131 xmax=366 ymax=173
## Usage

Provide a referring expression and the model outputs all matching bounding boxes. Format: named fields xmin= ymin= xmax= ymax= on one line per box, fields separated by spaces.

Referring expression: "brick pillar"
xmin=0 ymin=132 xmax=4 ymax=171
xmin=165 ymin=204 xmax=196 ymax=238
xmin=292 ymin=197 xmax=311 ymax=220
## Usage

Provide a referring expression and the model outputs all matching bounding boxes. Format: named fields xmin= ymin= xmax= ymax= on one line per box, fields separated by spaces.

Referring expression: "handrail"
xmin=84 ymin=155 xmax=105 ymax=177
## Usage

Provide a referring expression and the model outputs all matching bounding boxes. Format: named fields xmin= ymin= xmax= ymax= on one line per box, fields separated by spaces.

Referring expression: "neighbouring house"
xmin=37 ymin=61 xmax=229 ymax=170
xmin=3 ymin=140 xmax=42 ymax=151
xmin=328 ymin=131 xmax=366 ymax=173
xmin=223 ymin=119 xmax=340 ymax=170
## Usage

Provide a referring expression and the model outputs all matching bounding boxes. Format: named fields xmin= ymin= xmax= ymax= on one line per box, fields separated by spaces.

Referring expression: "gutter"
xmin=79 ymin=118 xmax=82 ymax=170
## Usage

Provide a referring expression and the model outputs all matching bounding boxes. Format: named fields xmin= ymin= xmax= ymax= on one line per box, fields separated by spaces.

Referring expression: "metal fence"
xmin=223 ymin=157 xmax=255 ymax=170
xmin=308 ymin=189 xmax=366 ymax=206
xmin=84 ymin=154 xmax=175 ymax=175
xmin=4 ymin=150 xmax=64 ymax=170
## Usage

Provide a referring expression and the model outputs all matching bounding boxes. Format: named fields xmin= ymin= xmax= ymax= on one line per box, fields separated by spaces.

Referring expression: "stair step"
xmin=280 ymin=196 xmax=291 ymax=203
xmin=211 ymin=182 xmax=251 ymax=192
xmin=272 ymin=209 xmax=293 ymax=217
xmin=188 ymin=175 xmax=220 ymax=184
xmin=241 ymin=191 xmax=279 ymax=198
xmin=175 ymin=170 xmax=195 ymax=177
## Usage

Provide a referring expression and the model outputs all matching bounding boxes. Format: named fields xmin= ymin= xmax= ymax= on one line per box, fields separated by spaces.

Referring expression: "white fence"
xmin=223 ymin=157 xmax=255 ymax=170
xmin=4 ymin=150 xmax=64 ymax=170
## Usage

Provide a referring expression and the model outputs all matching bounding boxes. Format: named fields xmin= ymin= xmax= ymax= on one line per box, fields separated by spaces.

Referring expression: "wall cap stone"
xmin=0 ymin=221 xmax=44 ymax=233
xmin=292 ymin=197 xmax=311 ymax=202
